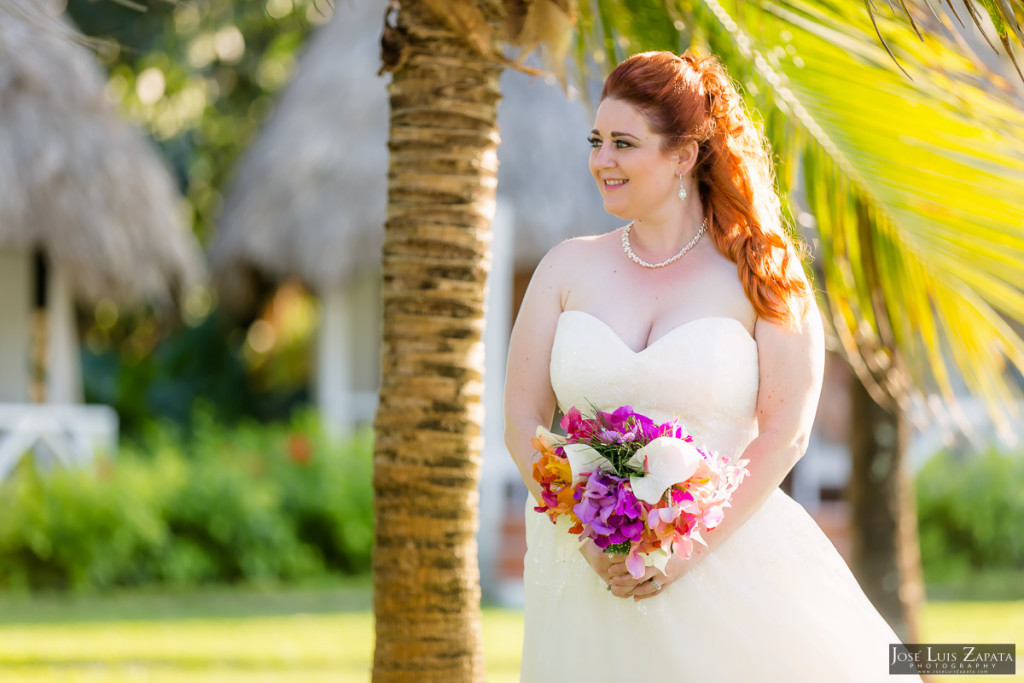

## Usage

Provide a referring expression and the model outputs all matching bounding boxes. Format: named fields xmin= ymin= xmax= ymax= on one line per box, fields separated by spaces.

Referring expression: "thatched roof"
xmin=0 ymin=1 xmax=203 ymax=307
xmin=210 ymin=0 xmax=388 ymax=302
xmin=212 ymin=0 xmax=618 ymax=298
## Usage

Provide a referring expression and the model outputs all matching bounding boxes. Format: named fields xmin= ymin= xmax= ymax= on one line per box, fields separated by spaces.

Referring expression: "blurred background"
xmin=0 ymin=0 xmax=1022 ymax=680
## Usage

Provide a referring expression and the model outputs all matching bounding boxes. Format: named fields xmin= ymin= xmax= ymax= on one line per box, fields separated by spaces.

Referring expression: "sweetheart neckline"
xmin=558 ymin=309 xmax=755 ymax=355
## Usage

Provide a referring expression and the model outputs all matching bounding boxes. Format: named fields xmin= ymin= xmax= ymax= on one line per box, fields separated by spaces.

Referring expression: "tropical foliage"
xmin=917 ymin=445 xmax=1024 ymax=588
xmin=66 ymin=0 xmax=326 ymax=245
xmin=0 ymin=413 xmax=373 ymax=592
xmin=869 ymin=0 xmax=1024 ymax=81
xmin=572 ymin=0 xmax=1024 ymax=436
xmin=83 ymin=283 xmax=318 ymax=433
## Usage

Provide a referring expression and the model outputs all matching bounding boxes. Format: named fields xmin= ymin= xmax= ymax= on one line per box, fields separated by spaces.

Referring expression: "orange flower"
xmin=531 ymin=438 xmax=583 ymax=527
xmin=287 ymin=433 xmax=314 ymax=465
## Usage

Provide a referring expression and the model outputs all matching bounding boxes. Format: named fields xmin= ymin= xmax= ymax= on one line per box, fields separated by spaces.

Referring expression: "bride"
xmin=503 ymin=50 xmax=916 ymax=681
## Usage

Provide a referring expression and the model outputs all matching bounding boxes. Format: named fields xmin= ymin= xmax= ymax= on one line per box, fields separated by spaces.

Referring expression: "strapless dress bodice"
xmin=550 ymin=310 xmax=759 ymax=458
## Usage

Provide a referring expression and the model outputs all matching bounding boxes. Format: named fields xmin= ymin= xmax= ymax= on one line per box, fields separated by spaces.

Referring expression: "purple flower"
xmin=573 ymin=473 xmax=612 ymax=522
xmin=596 ymin=405 xmax=667 ymax=443
xmin=597 ymin=406 xmax=638 ymax=431
xmin=613 ymin=486 xmax=641 ymax=519
xmin=597 ymin=428 xmax=638 ymax=444
xmin=573 ymin=472 xmax=648 ymax=549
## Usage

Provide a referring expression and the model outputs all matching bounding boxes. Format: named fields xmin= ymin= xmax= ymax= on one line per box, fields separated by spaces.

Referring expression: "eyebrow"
xmin=589 ymin=129 xmax=641 ymax=140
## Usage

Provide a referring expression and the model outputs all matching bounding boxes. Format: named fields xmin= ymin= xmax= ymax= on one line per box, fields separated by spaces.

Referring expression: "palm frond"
xmin=889 ymin=0 xmax=1024 ymax=82
xmin=577 ymin=0 xmax=1024 ymax=438
xmin=716 ymin=0 xmax=1024 ymax=436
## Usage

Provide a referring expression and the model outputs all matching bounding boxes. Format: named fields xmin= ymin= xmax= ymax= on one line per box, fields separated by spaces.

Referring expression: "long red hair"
xmin=601 ymin=50 xmax=811 ymax=326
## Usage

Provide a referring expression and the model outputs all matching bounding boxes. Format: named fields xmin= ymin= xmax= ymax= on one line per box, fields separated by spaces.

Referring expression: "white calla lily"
xmin=564 ymin=443 xmax=611 ymax=481
xmin=647 ymin=547 xmax=671 ymax=574
xmin=535 ymin=425 xmax=561 ymax=444
xmin=627 ymin=437 xmax=703 ymax=505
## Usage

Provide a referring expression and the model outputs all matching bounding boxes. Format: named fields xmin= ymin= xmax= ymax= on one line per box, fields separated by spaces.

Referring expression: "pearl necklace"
xmin=621 ymin=219 xmax=708 ymax=268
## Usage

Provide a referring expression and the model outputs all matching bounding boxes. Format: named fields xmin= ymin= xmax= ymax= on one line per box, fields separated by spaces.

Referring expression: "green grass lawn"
xmin=0 ymin=584 xmax=1020 ymax=682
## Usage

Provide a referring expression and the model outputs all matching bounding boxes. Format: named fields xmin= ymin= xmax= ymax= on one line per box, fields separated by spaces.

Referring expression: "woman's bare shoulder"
xmin=523 ymin=230 xmax=622 ymax=313
xmin=700 ymin=244 xmax=749 ymax=293
xmin=546 ymin=229 xmax=620 ymax=259
xmin=536 ymin=229 xmax=622 ymax=276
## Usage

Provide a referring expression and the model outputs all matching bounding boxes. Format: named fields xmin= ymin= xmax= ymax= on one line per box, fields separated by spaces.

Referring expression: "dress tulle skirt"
xmin=521 ymin=488 xmax=913 ymax=682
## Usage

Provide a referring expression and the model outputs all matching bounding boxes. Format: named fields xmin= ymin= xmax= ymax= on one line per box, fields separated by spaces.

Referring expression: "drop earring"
xmin=677 ymin=173 xmax=687 ymax=201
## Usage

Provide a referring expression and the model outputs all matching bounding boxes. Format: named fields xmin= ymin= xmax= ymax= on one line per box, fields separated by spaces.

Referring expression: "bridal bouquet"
xmin=532 ymin=405 xmax=749 ymax=578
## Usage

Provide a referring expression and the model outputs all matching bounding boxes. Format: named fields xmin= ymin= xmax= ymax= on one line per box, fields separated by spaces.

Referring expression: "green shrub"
xmin=0 ymin=457 xmax=167 ymax=591
xmin=916 ymin=446 xmax=1024 ymax=584
xmin=269 ymin=420 xmax=374 ymax=575
xmin=0 ymin=412 xmax=373 ymax=593
xmin=156 ymin=454 xmax=323 ymax=585
xmin=139 ymin=410 xmax=374 ymax=578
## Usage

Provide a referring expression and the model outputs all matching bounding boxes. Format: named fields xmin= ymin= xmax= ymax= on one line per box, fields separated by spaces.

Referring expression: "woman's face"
xmin=588 ymin=98 xmax=680 ymax=221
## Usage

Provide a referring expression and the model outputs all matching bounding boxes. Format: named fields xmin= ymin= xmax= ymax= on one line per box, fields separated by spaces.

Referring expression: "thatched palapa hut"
xmin=0 ymin=1 xmax=203 ymax=477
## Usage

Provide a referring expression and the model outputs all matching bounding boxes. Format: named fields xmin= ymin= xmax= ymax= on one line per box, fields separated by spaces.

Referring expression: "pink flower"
xmin=625 ymin=547 xmax=646 ymax=578
xmin=561 ymin=406 xmax=600 ymax=441
xmin=648 ymin=506 xmax=681 ymax=533
xmin=702 ymin=505 xmax=725 ymax=529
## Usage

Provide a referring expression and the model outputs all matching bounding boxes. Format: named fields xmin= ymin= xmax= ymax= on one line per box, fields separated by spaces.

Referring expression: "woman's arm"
xmin=505 ymin=239 xmax=653 ymax=585
xmin=503 ymin=246 xmax=568 ymax=502
xmin=617 ymin=297 xmax=826 ymax=600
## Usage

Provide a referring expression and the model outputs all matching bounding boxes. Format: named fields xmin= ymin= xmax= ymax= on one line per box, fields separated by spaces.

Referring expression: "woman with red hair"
xmin=504 ymin=51 xmax=913 ymax=680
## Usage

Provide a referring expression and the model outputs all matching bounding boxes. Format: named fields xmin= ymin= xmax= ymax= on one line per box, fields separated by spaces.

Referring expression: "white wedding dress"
xmin=521 ymin=310 xmax=914 ymax=682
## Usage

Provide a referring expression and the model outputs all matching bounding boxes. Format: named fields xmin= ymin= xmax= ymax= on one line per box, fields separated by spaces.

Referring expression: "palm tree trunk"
xmin=848 ymin=377 xmax=925 ymax=642
xmin=372 ymin=1 xmax=503 ymax=681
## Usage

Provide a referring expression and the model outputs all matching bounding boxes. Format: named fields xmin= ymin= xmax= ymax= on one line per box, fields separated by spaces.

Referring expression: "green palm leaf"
xmin=577 ymin=0 xmax=1024 ymax=436
xmin=876 ymin=0 xmax=1024 ymax=81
